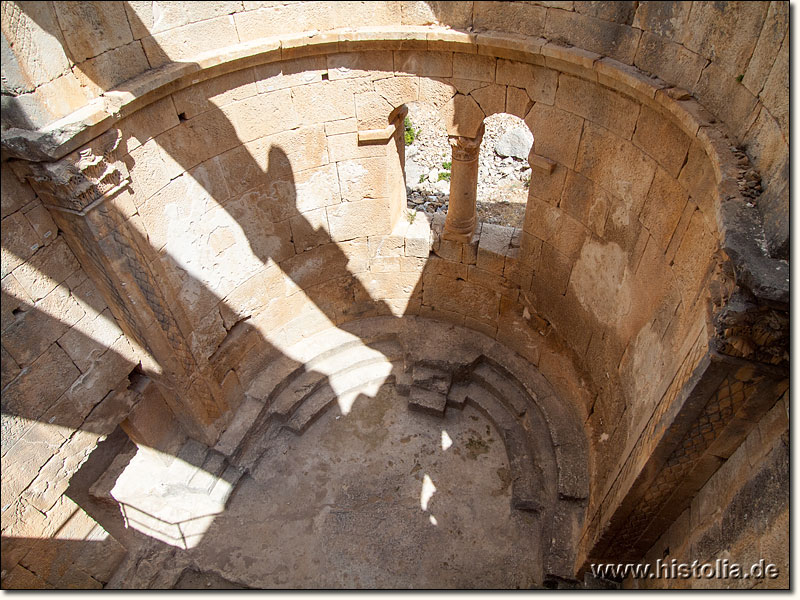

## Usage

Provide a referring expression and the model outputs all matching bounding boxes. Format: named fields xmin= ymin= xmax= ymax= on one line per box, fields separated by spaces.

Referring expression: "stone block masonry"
xmin=0 ymin=4 xmax=788 ymax=590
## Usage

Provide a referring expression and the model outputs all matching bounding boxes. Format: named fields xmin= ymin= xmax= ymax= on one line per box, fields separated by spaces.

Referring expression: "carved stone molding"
xmin=11 ymin=128 xmax=130 ymax=215
xmin=713 ymin=292 xmax=789 ymax=368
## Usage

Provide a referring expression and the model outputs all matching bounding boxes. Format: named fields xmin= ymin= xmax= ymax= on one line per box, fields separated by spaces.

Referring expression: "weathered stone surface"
xmin=52 ymin=1 xmax=133 ymax=63
xmin=405 ymin=215 xmax=432 ymax=258
xmin=328 ymin=51 xmax=394 ymax=80
xmin=2 ymin=411 xmax=71 ymax=506
xmin=399 ymin=0 xmax=473 ymax=28
xmin=631 ymin=1 xmax=691 ymax=39
xmin=418 ymin=77 xmax=456 ymax=108
xmin=141 ymin=14 xmax=240 ymax=67
xmin=556 ymin=74 xmax=639 ymax=140
xmin=453 ymin=53 xmax=496 ymax=82
xmin=408 ymin=385 xmax=447 ymax=416
xmin=474 ymin=1 xmax=546 ymax=37
xmin=633 ymin=32 xmax=706 ymax=94
xmin=525 ymin=103 xmax=583 ymax=169
xmin=412 ymin=364 xmax=452 ymax=395
xmin=422 ymin=273 xmax=500 ymax=326
xmin=694 ymin=62 xmax=759 ymax=140
xmin=335 ymin=156 xmax=389 ymax=201
xmin=294 ymin=80 xmax=359 ymax=126
xmin=476 ymin=223 xmax=513 ymax=275
xmin=632 ymin=105 xmax=691 ymax=178
xmin=574 ymin=1 xmax=637 ymax=24
xmin=670 ymin=208 xmax=718 ymax=306
xmin=22 ymin=429 xmax=100 ymax=512
xmin=2 ymin=211 xmax=40 ymax=278
xmin=524 ymin=198 xmax=588 ymax=261
xmin=72 ymin=41 xmax=150 ymax=96
xmin=60 ymin=335 xmax=138 ymax=419
xmin=290 ymin=207 xmax=332 ymax=253
xmin=2 ymin=6 xmax=73 ymax=105
xmin=1 ymin=165 xmax=37 ymax=221
xmin=742 ymin=2 xmax=788 ymax=96
xmin=279 ymin=242 xmax=353 ymax=292
xmin=544 ymin=8 xmax=641 ymax=63
xmin=354 ymin=90 xmax=394 ymax=130
xmin=758 ymin=30 xmax=789 ymax=139
xmin=506 ymin=86 xmax=532 ymax=119
xmin=470 ymin=84 xmax=506 ymax=118
xmin=374 ymin=75 xmax=419 ymax=107
xmin=254 ymin=56 xmax=326 ymax=94
xmin=575 ymin=122 xmax=657 ymax=218
xmin=496 ymin=59 xmax=557 ymax=105
xmin=394 ymin=50 xmax=453 ymax=78
xmin=526 ymin=162 xmax=567 ymax=206
xmin=21 ymin=201 xmax=57 ymax=248
xmin=639 ymin=167 xmax=689 ymax=253
xmin=559 ymin=170 xmax=611 ymax=237
xmin=680 ymin=2 xmax=768 ymax=78
xmin=10 ymin=237 xmax=80 ymax=302
xmin=3 ymin=285 xmax=84 ymax=367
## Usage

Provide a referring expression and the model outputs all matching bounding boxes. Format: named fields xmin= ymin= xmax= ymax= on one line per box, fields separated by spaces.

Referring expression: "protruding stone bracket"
xmin=11 ymin=128 xmax=130 ymax=216
xmin=357 ymin=104 xmax=408 ymax=144
xmin=443 ymin=123 xmax=485 ymax=243
xmin=528 ymin=150 xmax=556 ymax=174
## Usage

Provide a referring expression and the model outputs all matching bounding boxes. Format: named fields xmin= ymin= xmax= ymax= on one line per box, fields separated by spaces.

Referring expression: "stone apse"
xmin=0 ymin=1 xmax=789 ymax=589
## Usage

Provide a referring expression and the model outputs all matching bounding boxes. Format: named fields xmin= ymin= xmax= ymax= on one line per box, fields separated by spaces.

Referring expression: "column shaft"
xmin=444 ymin=124 xmax=484 ymax=242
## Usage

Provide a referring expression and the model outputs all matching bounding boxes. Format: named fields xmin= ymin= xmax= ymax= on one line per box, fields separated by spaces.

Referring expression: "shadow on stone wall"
xmin=2 ymin=2 xmax=559 ymax=590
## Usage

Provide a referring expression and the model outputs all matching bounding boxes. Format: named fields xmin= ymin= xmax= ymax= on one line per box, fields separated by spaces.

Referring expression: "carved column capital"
xmin=11 ymin=128 xmax=130 ymax=215
xmin=448 ymin=124 xmax=485 ymax=162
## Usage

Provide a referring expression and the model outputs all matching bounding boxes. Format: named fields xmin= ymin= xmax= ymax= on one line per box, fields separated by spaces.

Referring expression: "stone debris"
xmin=404 ymin=106 xmax=530 ymax=227
xmin=493 ymin=125 xmax=534 ymax=160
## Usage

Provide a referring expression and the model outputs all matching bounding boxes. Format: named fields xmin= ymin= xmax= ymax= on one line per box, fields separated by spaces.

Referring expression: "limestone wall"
xmin=0 ymin=1 xmax=788 ymax=588
xmin=2 ymin=2 xmax=788 ymax=255
xmin=1 ymin=162 xmax=139 ymax=587
xmin=626 ymin=392 xmax=789 ymax=589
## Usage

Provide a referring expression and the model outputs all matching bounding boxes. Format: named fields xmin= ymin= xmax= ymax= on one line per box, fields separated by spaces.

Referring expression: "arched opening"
xmin=402 ymin=100 xmax=451 ymax=217
xmin=1 ymin=6 xmax=786 ymax=589
xmin=476 ymin=113 xmax=532 ymax=228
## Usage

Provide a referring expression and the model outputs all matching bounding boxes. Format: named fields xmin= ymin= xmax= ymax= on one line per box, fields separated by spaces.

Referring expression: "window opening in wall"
xmin=403 ymin=101 xmax=450 ymax=217
xmin=403 ymin=105 xmax=532 ymax=229
xmin=475 ymin=113 xmax=532 ymax=229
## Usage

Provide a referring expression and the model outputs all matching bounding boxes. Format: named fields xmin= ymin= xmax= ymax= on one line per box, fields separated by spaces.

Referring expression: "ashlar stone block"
xmin=525 ymin=102 xmax=584 ymax=169
xmin=477 ymin=223 xmax=513 ymax=275
xmin=632 ymin=105 xmax=691 ymax=178
xmin=575 ymin=122 xmax=657 ymax=219
xmin=327 ymin=197 xmax=393 ymax=242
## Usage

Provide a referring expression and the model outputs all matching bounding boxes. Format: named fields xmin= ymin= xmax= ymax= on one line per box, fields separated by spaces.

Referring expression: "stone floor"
xmin=98 ymin=317 xmax=588 ymax=589
xmin=107 ymin=383 xmax=543 ymax=588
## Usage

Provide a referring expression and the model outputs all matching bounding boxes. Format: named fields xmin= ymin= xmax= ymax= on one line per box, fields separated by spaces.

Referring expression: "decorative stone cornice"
xmin=11 ymin=128 xmax=129 ymax=215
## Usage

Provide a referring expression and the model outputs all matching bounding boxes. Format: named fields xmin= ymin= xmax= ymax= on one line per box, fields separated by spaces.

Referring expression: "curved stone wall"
xmin=2 ymin=2 xmax=787 ymax=256
xmin=1 ymin=3 xmax=789 ymax=588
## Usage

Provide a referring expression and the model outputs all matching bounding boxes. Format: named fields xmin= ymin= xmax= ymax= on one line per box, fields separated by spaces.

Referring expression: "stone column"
xmin=443 ymin=123 xmax=484 ymax=242
xmin=11 ymin=129 xmax=230 ymax=446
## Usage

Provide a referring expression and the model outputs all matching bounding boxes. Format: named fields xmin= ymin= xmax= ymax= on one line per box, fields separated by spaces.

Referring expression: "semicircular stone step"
xmin=232 ymin=336 xmax=403 ymax=466
xmin=460 ymin=382 xmax=544 ymax=512
xmin=471 ymin=361 xmax=532 ymax=418
xmin=283 ymin=364 xmax=403 ymax=435
xmin=247 ymin=331 xmax=402 ymax=402
xmin=267 ymin=338 xmax=403 ymax=418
